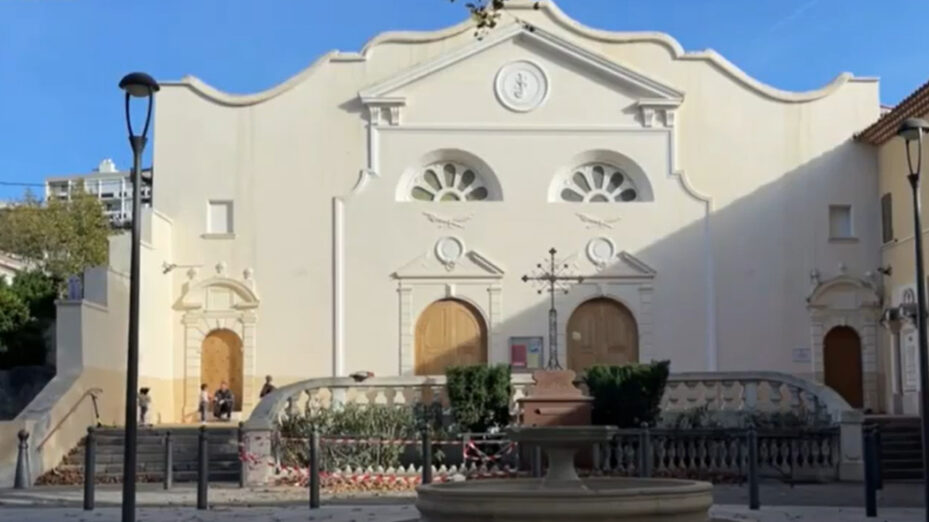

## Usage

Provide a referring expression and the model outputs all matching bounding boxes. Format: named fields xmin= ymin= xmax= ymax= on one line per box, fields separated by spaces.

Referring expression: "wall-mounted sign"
xmin=510 ymin=337 xmax=543 ymax=370
xmin=792 ymin=348 xmax=811 ymax=363
xmin=903 ymin=328 xmax=920 ymax=392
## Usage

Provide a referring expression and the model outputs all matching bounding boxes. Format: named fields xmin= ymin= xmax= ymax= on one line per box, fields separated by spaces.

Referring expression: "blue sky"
xmin=0 ymin=0 xmax=926 ymax=199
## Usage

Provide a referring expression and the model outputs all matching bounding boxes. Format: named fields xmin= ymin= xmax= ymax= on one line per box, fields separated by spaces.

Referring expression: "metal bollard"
xmin=163 ymin=431 xmax=173 ymax=490
xmin=197 ymin=426 xmax=208 ymax=510
xmin=13 ymin=430 xmax=30 ymax=489
xmin=83 ymin=427 xmax=96 ymax=511
xmin=864 ymin=427 xmax=877 ymax=518
xmin=874 ymin=426 xmax=883 ymax=491
xmin=237 ymin=422 xmax=245 ymax=489
xmin=638 ymin=423 xmax=651 ymax=478
xmin=747 ymin=426 xmax=759 ymax=511
xmin=532 ymin=445 xmax=543 ymax=478
xmin=421 ymin=427 xmax=433 ymax=485
xmin=309 ymin=429 xmax=320 ymax=509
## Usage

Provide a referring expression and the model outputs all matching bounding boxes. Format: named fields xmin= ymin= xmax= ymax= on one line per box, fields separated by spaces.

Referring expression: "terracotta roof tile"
xmin=857 ymin=78 xmax=929 ymax=145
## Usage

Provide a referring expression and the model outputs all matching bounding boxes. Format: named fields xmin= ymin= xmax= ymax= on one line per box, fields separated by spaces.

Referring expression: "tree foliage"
xmin=0 ymin=270 xmax=58 ymax=368
xmin=446 ymin=364 xmax=512 ymax=433
xmin=0 ymin=187 xmax=110 ymax=282
xmin=585 ymin=361 xmax=670 ymax=428
xmin=450 ymin=0 xmax=539 ymax=38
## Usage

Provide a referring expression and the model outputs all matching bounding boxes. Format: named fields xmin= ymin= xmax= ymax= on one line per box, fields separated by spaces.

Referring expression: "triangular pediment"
xmin=562 ymin=247 xmax=656 ymax=280
xmin=394 ymin=245 xmax=505 ymax=280
xmin=359 ymin=23 xmax=683 ymax=105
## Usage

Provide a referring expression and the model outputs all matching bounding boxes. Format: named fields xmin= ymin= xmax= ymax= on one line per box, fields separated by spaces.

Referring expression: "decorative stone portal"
xmin=201 ymin=329 xmax=244 ymax=411
xmin=807 ymin=273 xmax=880 ymax=411
xmin=415 ymin=299 xmax=487 ymax=375
xmin=177 ymin=265 xmax=259 ymax=420
xmin=566 ymin=297 xmax=639 ymax=373
xmin=394 ymin=244 xmax=504 ymax=375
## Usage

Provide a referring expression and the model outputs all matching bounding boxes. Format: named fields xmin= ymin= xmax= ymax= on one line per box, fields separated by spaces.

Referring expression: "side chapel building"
xmin=58 ymin=1 xmax=909 ymax=423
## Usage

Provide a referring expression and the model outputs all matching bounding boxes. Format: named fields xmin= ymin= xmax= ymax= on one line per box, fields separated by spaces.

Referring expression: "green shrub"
xmin=446 ymin=364 xmax=512 ymax=433
xmin=277 ymin=402 xmax=446 ymax=471
xmin=585 ymin=360 xmax=670 ymax=428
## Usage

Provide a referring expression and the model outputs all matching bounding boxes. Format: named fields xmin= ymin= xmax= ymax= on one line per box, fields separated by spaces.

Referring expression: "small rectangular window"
xmin=207 ymin=200 xmax=234 ymax=235
xmin=829 ymin=204 xmax=853 ymax=239
xmin=882 ymin=193 xmax=894 ymax=243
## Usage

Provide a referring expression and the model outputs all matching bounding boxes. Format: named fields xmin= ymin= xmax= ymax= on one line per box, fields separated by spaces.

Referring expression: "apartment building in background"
xmin=45 ymin=158 xmax=152 ymax=225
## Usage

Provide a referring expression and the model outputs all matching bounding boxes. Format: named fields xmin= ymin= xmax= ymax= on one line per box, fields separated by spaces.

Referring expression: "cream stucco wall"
xmin=49 ymin=0 xmax=885 ymax=423
xmin=875 ymin=123 xmax=929 ymax=414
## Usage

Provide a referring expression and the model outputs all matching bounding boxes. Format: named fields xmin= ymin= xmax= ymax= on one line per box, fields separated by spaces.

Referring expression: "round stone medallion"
xmin=435 ymin=236 xmax=465 ymax=267
xmin=494 ymin=60 xmax=549 ymax=112
xmin=586 ymin=237 xmax=616 ymax=266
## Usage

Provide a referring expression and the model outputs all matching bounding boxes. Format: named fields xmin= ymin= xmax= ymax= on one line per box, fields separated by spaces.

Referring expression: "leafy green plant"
xmin=585 ymin=361 xmax=670 ymax=428
xmin=446 ymin=364 xmax=512 ymax=433
xmin=276 ymin=403 xmax=448 ymax=471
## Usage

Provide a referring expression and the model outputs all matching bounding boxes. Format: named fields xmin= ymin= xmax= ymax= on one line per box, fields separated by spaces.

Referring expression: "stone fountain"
xmin=415 ymin=371 xmax=713 ymax=521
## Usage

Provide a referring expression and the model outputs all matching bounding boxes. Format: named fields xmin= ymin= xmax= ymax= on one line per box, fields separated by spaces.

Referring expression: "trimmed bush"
xmin=277 ymin=402 xmax=446 ymax=470
xmin=585 ymin=360 xmax=670 ymax=428
xmin=446 ymin=364 xmax=512 ymax=433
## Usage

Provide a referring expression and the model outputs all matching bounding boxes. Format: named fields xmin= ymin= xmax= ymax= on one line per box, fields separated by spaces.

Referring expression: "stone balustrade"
xmin=242 ymin=370 xmax=862 ymax=485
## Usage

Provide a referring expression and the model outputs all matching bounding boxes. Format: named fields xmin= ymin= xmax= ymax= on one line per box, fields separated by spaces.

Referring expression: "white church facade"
xmin=55 ymin=1 xmax=887 ymax=425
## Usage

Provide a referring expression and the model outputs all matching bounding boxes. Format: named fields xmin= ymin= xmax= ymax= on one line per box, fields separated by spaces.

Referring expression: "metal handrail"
xmin=36 ymin=387 xmax=103 ymax=450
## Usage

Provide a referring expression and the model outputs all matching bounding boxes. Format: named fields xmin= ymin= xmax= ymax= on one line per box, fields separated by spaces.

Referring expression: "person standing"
xmin=259 ymin=375 xmax=276 ymax=398
xmin=199 ymin=384 xmax=211 ymax=424
xmin=138 ymin=388 xmax=152 ymax=427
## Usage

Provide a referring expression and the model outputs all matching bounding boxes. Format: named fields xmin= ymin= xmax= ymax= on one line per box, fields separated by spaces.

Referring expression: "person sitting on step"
xmin=213 ymin=381 xmax=235 ymax=421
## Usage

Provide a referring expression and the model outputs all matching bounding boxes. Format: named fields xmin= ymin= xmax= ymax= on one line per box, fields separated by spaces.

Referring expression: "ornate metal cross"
xmin=521 ymin=248 xmax=584 ymax=370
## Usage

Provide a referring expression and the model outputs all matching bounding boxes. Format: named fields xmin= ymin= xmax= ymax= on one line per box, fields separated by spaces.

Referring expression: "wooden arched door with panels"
xmin=567 ymin=298 xmax=639 ymax=373
xmin=415 ymin=299 xmax=487 ymax=375
xmin=823 ymin=326 xmax=864 ymax=409
xmin=201 ymin=329 xmax=244 ymax=411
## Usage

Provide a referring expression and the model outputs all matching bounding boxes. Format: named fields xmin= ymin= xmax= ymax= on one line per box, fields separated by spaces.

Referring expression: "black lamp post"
xmin=118 ymin=72 xmax=158 ymax=522
xmin=898 ymin=116 xmax=929 ymax=520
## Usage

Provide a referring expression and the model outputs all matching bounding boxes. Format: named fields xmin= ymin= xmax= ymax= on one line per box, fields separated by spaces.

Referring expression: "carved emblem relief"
xmin=495 ymin=61 xmax=549 ymax=112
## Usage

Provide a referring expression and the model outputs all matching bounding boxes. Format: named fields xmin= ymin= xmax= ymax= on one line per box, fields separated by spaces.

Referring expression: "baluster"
xmin=391 ymin=387 xmax=406 ymax=406
xmin=655 ymin=437 xmax=666 ymax=473
xmin=331 ymin=387 xmax=346 ymax=409
xmin=685 ymin=383 xmax=700 ymax=409
xmin=769 ymin=382 xmax=784 ymax=412
xmin=664 ymin=382 xmax=681 ymax=412
xmin=710 ymin=381 xmax=722 ymax=410
xmin=788 ymin=385 xmax=802 ymax=413
xmin=720 ymin=381 xmax=737 ymax=411
xmin=743 ymin=381 xmax=758 ymax=411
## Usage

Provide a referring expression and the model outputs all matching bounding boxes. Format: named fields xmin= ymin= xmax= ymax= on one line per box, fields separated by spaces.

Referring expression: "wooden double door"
xmin=415 ymin=299 xmax=487 ymax=375
xmin=567 ymin=298 xmax=639 ymax=373
xmin=201 ymin=329 xmax=244 ymax=411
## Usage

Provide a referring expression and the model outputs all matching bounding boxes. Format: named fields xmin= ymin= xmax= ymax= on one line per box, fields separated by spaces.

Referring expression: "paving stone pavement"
xmin=0 ymin=505 xmax=925 ymax=522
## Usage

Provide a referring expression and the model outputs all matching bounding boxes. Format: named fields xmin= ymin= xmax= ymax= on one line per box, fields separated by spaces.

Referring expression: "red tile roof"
xmin=857 ymin=78 xmax=929 ymax=145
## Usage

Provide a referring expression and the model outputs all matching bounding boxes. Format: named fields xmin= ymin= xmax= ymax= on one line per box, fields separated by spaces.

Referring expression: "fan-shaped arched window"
xmin=560 ymin=163 xmax=639 ymax=203
xmin=409 ymin=162 xmax=490 ymax=202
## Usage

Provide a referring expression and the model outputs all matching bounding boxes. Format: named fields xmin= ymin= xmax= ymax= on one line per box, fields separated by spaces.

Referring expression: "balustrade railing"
xmin=598 ymin=427 xmax=840 ymax=482
xmin=242 ymin=370 xmax=860 ymax=485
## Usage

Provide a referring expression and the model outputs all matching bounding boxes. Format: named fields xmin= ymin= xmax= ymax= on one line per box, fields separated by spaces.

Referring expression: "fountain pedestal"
xmin=416 ymin=425 xmax=714 ymax=522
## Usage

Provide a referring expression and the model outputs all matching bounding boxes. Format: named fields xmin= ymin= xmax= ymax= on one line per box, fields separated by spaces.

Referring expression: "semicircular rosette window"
xmin=410 ymin=162 xmax=490 ymax=202
xmin=560 ymin=163 xmax=639 ymax=203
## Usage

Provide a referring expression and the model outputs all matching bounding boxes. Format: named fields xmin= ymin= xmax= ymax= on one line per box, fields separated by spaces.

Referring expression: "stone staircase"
xmin=39 ymin=425 xmax=242 ymax=484
xmin=871 ymin=416 xmax=924 ymax=481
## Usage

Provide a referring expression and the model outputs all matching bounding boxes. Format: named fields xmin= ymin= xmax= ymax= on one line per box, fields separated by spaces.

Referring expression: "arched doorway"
xmin=415 ymin=299 xmax=487 ymax=375
xmin=823 ymin=326 xmax=863 ymax=408
xmin=567 ymin=298 xmax=638 ymax=373
xmin=201 ymin=329 xmax=244 ymax=411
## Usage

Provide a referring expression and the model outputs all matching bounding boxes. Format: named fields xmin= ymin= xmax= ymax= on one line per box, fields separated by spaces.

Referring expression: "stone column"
xmin=838 ymin=409 xmax=864 ymax=481
xmin=242 ymin=428 xmax=274 ymax=486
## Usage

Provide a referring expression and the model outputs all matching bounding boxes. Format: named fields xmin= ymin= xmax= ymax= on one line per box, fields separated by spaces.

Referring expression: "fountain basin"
xmin=416 ymin=477 xmax=713 ymax=522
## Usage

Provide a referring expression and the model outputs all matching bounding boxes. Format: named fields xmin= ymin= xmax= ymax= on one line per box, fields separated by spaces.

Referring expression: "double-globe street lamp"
xmin=898 ymin=117 xmax=929 ymax=520
xmin=118 ymin=72 xmax=158 ymax=522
